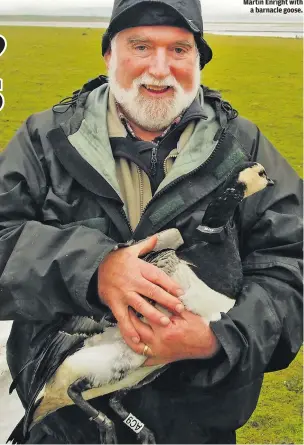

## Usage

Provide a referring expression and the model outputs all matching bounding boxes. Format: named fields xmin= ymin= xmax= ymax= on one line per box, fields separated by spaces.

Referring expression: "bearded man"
xmin=0 ymin=0 xmax=302 ymax=444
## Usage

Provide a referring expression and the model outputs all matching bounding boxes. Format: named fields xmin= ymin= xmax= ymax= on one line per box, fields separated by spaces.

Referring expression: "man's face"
xmin=104 ymin=26 xmax=201 ymax=132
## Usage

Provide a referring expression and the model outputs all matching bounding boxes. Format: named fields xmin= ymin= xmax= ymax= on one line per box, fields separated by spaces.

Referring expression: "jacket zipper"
xmin=119 ymin=207 xmax=133 ymax=234
xmin=149 ymin=112 xmax=203 ymax=177
xmin=163 ymin=153 xmax=178 ymax=176
xmin=118 ymin=166 xmax=144 ymax=237
xmin=136 ymin=165 xmax=145 ymax=217
xmin=150 ymin=143 xmax=158 ymax=177
xmin=136 ymin=128 xmax=227 ymax=228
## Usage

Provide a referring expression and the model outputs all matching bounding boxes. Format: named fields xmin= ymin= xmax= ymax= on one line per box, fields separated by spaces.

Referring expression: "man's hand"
xmin=129 ymin=308 xmax=220 ymax=366
xmin=98 ymin=235 xmax=185 ymax=354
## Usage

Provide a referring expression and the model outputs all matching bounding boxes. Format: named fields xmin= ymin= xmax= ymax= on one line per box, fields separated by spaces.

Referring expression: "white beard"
xmin=108 ymin=42 xmax=201 ymax=132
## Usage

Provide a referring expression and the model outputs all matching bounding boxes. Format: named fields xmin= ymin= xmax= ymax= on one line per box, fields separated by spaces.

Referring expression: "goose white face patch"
xmin=123 ymin=413 xmax=145 ymax=433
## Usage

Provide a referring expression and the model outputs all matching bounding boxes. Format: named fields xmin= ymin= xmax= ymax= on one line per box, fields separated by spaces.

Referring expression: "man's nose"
xmin=148 ymin=48 xmax=171 ymax=79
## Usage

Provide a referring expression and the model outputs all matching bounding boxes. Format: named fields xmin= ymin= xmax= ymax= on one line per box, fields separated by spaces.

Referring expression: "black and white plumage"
xmin=7 ymin=162 xmax=273 ymax=444
xmin=200 ymin=162 xmax=274 ymax=229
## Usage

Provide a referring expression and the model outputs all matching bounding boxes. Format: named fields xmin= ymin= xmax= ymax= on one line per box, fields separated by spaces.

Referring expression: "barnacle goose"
xmin=7 ymin=162 xmax=273 ymax=444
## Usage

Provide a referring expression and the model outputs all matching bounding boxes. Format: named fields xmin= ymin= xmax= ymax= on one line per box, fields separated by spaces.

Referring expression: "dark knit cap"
xmin=102 ymin=0 xmax=212 ymax=69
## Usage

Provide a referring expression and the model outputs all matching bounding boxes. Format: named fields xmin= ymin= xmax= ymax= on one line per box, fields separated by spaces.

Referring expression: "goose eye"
xmin=258 ymin=170 xmax=266 ymax=177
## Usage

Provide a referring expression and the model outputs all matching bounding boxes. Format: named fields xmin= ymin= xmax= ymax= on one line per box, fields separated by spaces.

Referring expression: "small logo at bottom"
xmin=123 ymin=413 xmax=145 ymax=433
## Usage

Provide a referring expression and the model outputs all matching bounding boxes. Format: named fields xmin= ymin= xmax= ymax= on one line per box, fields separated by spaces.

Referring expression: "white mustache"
xmin=133 ymin=74 xmax=177 ymax=89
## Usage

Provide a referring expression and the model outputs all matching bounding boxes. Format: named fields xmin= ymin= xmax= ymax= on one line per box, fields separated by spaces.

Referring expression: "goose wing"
xmin=9 ymin=316 xmax=108 ymax=442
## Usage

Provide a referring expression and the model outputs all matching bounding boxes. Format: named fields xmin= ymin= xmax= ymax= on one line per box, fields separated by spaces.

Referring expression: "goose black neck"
xmin=202 ymin=187 xmax=244 ymax=228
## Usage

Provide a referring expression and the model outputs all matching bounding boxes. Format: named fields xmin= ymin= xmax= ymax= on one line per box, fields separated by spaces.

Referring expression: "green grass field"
xmin=0 ymin=26 xmax=303 ymax=444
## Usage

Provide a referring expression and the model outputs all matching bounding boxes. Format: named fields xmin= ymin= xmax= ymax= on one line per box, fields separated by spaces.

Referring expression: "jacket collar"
xmin=49 ymin=80 xmax=217 ymax=199
xmin=48 ymin=76 xmax=244 ymax=240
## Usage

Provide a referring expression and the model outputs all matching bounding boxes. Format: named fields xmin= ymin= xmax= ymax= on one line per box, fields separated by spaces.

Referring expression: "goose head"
xmin=237 ymin=162 xmax=274 ymax=198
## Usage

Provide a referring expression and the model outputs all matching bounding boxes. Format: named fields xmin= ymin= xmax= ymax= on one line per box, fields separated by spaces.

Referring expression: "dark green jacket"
xmin=1 ymin=77 xmax=302 ymax=444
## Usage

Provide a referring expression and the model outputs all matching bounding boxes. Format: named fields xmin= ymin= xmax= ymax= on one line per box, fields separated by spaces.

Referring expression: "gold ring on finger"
xmin=142 ymin=344 xmax=149 ymax=356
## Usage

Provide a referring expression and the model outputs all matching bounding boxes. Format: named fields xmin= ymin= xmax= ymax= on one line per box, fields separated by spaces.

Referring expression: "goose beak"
xmin=267 ymin=177 xmax=275 ymax=186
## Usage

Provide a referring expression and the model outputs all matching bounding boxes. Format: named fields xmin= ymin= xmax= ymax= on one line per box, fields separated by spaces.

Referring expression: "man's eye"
xmin=135 ymin=45 xmax=148 ymax=51
xmin=174 ymin=47 xmax=186 ymax=54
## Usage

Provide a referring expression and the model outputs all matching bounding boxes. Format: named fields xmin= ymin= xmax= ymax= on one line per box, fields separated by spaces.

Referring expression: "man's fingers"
xmin=117 ymin=309 xmax=153 ymax=355
xmin=138 ymin=264 xmax=184 ymax=314
xmin=128 ymin=292 xmax=172 ymax=327
xmin=129 ymin=309 xmax=154 ymax=343
xmin=118 ymin=322 xmax=147 ymax=355
xmin=139 ymin=279 xmax=184 ymax=314
xmin=140 ymin=260 xmax=184 ymax=299
xmin=112 ymin=305 xmax=141 ymax=344
xmin=131 ymin=235 xmax=157 ymax=257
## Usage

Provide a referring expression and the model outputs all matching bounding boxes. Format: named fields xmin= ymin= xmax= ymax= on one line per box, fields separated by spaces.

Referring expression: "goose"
xmin=7 ymin=162 xmax=273 ymax=445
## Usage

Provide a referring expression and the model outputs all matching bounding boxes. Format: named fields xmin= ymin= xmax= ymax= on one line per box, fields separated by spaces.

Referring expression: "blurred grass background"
xmin=0 ymin=26 xmax=303 ymax=443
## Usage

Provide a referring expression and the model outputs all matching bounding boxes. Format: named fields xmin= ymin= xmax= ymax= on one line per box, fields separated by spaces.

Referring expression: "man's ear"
xmin=104 ymin=49 xmax=112 ymax=71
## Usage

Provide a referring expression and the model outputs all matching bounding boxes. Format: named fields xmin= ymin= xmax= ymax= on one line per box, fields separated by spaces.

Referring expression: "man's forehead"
xmin=118 ymin=25 xmax=195 ymax=45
